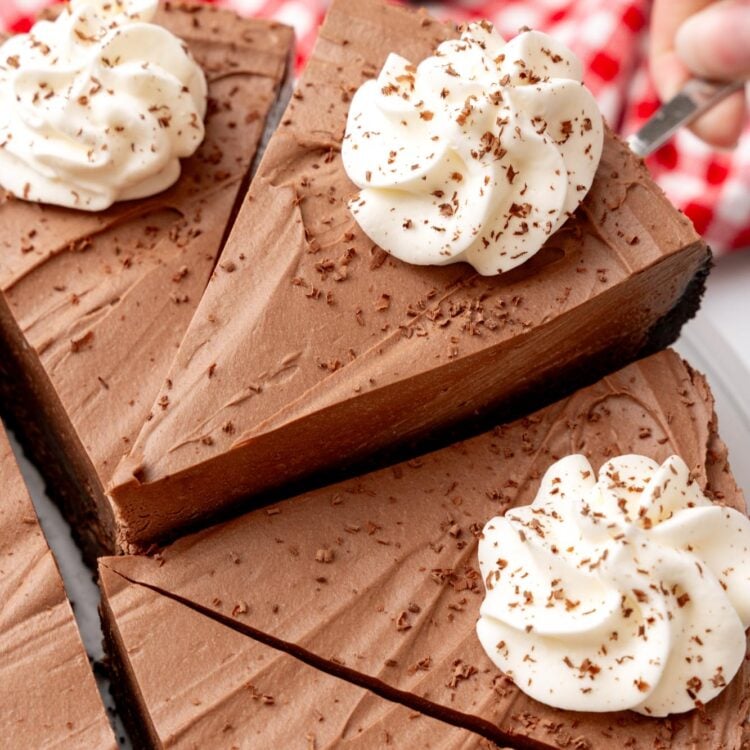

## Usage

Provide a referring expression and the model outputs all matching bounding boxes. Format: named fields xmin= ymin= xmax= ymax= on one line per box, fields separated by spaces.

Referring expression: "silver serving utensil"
xmin=628 ymin=78 xmax=745 ymax=157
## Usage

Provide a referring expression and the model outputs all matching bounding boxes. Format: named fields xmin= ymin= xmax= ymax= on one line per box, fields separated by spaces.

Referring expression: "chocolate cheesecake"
xmin=108 ymin=0 xmax=710 ymax=552
xmin=0 ymin=423 xmax=116 ymax=749
xmin=0 ymin=3 xmax=293 ymax=563
xmin=99 ymin=350 xmax=749 ymax=749
xmin=100 ymin=563 xmax=505 ymax=750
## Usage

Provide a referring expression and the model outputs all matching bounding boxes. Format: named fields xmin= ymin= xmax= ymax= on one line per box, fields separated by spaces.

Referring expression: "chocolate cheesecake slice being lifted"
xmin=0 ymin=423 xmax=116 ymax=749
xmin=100 ymin=350 xmax=750 ymax=749
xmin=109 ymin=0 xmax=710 ymax=552
xmin=0 ymin=2 xmax=294 ymax=562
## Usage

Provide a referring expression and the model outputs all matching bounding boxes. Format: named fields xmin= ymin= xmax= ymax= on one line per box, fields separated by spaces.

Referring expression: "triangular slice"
xmin=0 ymin=423 xmax=116 ymax=748
xmin=110 ymin=0 xmax=709 ymax=550
xmin=100 ymin=562 xmax=505 ymax=749
xmin=100 ymin=350 xmax=749 ymax=749
xmin=0 ymin=3 xmax=293 ymax=562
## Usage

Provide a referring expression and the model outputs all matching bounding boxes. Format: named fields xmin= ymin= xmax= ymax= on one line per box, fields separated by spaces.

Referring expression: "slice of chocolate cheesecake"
xmin=0 ymin=3 xmax=293 ymax=563
xmin=100 ymin=350 xmax=749 ymax=749
xmin=109 ymin=0 xmax=709 ymax=552
xmin=99 ymin=561 xmax=504 ymax=749
xmin=0 ymin=423 xmax=116 ymax=749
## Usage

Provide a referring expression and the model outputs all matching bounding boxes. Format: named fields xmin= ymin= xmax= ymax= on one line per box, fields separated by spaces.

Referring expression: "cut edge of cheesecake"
xmin=98 ymin=561 xmax=511 ymax=750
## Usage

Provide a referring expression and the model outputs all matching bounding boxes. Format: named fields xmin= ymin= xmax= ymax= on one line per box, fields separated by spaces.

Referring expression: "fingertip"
xmin=675 ymin=0 xmax=750 ymax=81
xmin=650 ymin=51 xmax=691 ymax=101
xmin=688 ymin=89 xmax=747 ymax=149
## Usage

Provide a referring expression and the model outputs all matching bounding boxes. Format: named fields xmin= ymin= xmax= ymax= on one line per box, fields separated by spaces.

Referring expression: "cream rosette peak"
xmin=477 ymin=453 xmax=750 ymax=717
xmin=342 ymin=22 xmax=604 ymax=276
xmin=0 ymin=0 xmax=207 ymax=211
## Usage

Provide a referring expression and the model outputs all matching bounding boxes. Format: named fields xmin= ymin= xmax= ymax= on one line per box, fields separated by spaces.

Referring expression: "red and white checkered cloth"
xmin=2 ymin=0 xmax=748 ymax=252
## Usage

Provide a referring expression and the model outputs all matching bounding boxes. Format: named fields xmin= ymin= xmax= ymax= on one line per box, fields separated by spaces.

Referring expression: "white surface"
xmin=674 ymin=250 xmax=750 ymax=496
xmin=8 ymin=442 xmax=132 ymax=748
xmin=6 ymin=252 xmax=749 ymax=749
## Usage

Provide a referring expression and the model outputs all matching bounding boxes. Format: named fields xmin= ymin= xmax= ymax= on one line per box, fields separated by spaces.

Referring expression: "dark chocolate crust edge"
xmin=641 ymin=246 xmax=712 ymax=357
xmin=0 ymin=309 xmax=115 ymax=564
xmin=100 ymin=596 xmax=161 ymax=750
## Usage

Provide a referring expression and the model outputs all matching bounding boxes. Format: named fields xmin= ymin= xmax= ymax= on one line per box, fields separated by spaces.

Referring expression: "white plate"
xmin=675 ymin=312 xmax=750 ymax=497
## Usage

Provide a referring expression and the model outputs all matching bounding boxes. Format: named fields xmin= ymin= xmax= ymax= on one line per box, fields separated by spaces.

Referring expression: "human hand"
xmin=651 ymin=0 xmax=750 ymax=148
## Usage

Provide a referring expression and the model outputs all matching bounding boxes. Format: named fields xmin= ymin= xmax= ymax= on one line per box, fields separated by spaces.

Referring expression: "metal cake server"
xmin=628 ymin=78 xmax=745 ymax=157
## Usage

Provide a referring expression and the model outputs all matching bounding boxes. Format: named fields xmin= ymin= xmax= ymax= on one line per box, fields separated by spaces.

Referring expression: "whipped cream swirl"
xmin=0 ymin=0 xmax=207 ymax=211
xmin=342 ymin=22 xmax=603 ymax=276
xmin=477 ymin=454 xmax=750 ymax=716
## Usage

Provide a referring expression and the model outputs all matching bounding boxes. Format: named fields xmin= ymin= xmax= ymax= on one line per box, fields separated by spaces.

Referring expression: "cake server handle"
xmin=627 ymin=78 xmax=745 ymax=157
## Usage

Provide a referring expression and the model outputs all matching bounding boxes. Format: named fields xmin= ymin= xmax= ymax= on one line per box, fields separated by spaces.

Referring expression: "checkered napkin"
xmin=2 ymin=0 xmax=748 ymax=252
